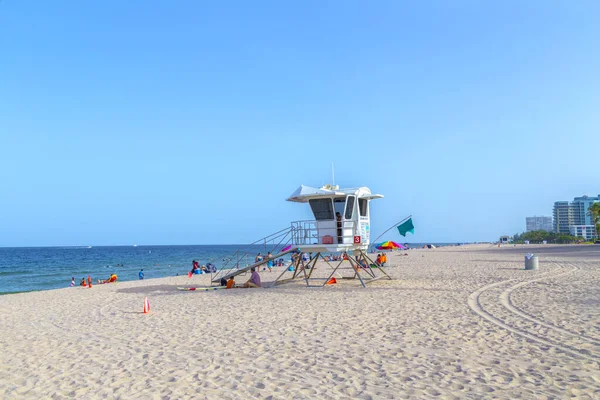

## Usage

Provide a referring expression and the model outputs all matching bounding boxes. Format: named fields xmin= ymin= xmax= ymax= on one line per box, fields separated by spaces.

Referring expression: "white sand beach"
xmin=1 ymin=244 xmax=599 ymax=399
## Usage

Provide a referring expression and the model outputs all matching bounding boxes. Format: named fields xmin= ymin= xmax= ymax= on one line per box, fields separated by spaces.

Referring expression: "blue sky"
xmin=1 ymin=1 xmax=599 ymax=246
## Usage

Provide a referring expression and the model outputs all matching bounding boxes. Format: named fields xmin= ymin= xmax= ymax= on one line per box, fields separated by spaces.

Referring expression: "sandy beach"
xmin=1 ymin=244 xmax=599 ymax=399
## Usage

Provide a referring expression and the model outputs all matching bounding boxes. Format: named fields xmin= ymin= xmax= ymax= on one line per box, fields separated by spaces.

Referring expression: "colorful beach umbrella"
xmin=376 ymin=241 xmax=405 ymax=250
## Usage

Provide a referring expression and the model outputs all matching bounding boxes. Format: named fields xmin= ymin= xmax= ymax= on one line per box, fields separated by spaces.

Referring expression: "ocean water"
xmin=0 ymin=242 xmax=459 ymax=294
xmin=0 ymin=245 xmax=279 ymax=294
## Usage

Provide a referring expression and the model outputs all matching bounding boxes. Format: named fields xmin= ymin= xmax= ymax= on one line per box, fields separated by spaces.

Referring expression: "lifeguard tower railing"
xmin=209 ymin=219 xmax=390 ymax=287
xmin=210 ymin=226 xmax=296 ymax=284
xmin=290 ymin=220 xmax=357 ymax=245
xmin=210 ymin=220 xmax=361 ymax=285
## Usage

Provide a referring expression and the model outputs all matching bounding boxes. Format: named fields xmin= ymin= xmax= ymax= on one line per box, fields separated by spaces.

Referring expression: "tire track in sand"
xmin=500 ymin=263 xmax=600 ymax=346
xmin=468 ymin=263 xmax=600 ymax=362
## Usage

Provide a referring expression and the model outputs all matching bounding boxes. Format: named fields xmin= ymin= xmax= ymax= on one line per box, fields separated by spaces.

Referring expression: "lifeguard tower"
xmin=279 ymin=184 xmax=391 ymax=287
xmin=213 ymin=184 xmax=392 ymax=288
xmin=287 ymin=184 xmax=381 ymax=252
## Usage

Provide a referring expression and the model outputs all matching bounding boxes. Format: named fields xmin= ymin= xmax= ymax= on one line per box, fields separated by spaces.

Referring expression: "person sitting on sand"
xmin=70 ymin=277 xmax=75 ymax=287
xmin=380 ymin=253 xmax=387 ymax=267
xmin=80 ymin=278 xmax=87 ymax=287
xmin=190 ymin=260 xmax=200 ymax=274
xmin=356 ymin=255 xmax=368 ymax=268
xmin=243 ymin=267 xmax=261 ymax=288
xmin=376 ymin=254 xmax=382 ymax=266
xmin=98 ymin=274 xmax=117 ymax=284
xmin=226 ymin=277 xmax=235 ymax=289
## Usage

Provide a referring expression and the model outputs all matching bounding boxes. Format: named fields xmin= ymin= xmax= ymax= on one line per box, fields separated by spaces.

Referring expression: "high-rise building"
xmin=526 ymin=216 xmax=553 ymax=232
xmin=553 ymin=201 xmax=574 ymax=234
xmin=572 ymin=195 xmax=599 ymax=226
xmin=553 ymin=194 xmax=600 ymax=237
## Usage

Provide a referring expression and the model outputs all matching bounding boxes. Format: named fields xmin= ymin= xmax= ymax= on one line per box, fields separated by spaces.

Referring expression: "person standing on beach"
xmin=290 ymin=252 xmax=299 ymax=271
xmin=139 ymin=269 xmax=144 ymax=280
xmin=70 ymin=277 xmax=75 ymax=287
xmin=266 ymin=252 xmax=273 ymax=272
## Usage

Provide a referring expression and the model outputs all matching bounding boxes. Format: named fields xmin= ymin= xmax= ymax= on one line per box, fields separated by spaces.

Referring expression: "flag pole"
xmin=331 ymin=162 xmax=335 ymax=186
xmin=370 ymin=215 xmax=412 ymax=251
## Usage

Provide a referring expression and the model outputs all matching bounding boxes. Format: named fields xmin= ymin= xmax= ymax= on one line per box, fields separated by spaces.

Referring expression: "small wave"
xmin=0 ymin=270 xmax=28 ymax=277
xmin=0 ymin=289 xmax=39 ymax=295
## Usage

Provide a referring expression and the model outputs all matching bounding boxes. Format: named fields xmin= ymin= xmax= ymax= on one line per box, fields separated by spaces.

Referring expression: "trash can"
xmin=525 ymin=255 xmax=538 ymax=270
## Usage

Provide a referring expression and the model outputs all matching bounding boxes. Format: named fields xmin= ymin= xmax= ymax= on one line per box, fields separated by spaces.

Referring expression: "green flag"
xmin=397 ymin=218 xmax=414 ymax=236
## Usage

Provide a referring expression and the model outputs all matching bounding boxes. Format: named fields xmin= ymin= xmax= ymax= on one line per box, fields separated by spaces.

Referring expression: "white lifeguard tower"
xmin=286 ymin=184 xmax=382 ymax=252
xmin=213 ymin=184 xmax=392 ymax=288
xmin=276 ymin=184 xmax=391 ymax=287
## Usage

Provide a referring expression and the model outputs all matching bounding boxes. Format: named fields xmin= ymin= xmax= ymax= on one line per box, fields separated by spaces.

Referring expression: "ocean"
xmin=0 ymin=245 xmax=273 ymax=295
xmin=0 ymin=243 xmax=459 ymax=294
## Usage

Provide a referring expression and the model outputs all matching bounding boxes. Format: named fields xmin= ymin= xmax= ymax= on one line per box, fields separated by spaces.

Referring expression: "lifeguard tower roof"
xmin=287 ymin=185 xmax=383 ymax=203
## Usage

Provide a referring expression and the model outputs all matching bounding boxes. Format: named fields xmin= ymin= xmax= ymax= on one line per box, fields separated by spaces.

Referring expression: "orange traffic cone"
xmin=143 ymin=297 xmax=150 ymax=314
xmin=326 ymin=277 xmax=337 ymax=285
xmin=88 ymin=275 xmax=92 ymax=289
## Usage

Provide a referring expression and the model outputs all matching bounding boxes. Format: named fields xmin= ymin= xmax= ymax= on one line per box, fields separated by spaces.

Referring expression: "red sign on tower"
xmin=354 ymin=236 xmax=361 ymax=244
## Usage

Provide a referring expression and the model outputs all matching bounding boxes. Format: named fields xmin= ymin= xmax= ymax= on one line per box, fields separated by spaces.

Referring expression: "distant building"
xmin=526 ymin=216 xmax=553 ymax=232
xmin=569 ymin=225 xmax=597 ymax=241
xmin=553 ymin=194 xmax=600 ymax=237
xmin=499 ymin=236 xmax=510 ymax=244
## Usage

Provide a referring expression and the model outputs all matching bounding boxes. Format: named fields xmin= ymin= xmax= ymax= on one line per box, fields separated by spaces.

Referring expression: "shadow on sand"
xmin=116 ymin=284 xmax=190 ymax=296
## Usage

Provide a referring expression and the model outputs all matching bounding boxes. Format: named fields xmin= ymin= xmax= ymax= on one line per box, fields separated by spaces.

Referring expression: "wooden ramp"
xmin=212 ymin=248 xmax=298 ymax=283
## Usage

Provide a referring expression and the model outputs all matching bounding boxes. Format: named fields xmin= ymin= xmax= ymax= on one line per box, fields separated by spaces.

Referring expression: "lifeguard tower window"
xmin=345 ymin=196 xmax=355 ymax=219
xmin=309 ymin=199 xmax=334 ymax=220
xmin=334 ymin=197 xmax=346 ymax=219
xmin=359 ymin=198 xmax=368 ymax=217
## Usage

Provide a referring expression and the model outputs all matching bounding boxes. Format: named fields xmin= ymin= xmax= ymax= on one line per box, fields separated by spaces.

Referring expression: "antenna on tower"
xmin=332 ymin=162 xmax=335 ymax=186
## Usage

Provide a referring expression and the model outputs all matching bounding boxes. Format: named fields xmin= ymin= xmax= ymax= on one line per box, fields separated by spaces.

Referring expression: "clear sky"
xmin=1 ymin=1 xmax=599 ymax=246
